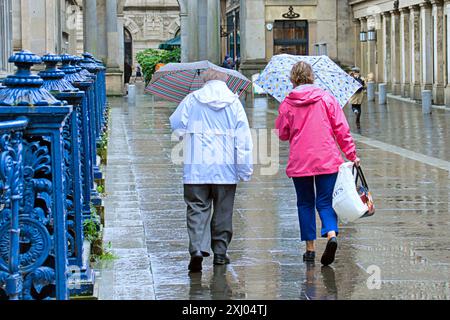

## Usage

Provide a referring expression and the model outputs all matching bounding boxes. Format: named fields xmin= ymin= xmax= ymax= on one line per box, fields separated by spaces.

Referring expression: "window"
xmin=273 ymin=20 xmax=309 ymax=55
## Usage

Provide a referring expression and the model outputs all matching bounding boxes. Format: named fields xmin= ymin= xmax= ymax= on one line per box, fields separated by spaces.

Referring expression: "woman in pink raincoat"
xmin=275 ymin=61 xmax=361 ymax=266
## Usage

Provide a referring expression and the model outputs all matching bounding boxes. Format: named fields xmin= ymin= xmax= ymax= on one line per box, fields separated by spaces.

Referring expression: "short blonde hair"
xmin=201 ymin=69 xmax=229 ymax=83
xmin=290 ymin=61 xmax=315 ymax=87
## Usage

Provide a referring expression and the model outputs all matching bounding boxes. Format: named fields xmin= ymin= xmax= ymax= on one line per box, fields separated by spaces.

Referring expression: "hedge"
xmin=136 ymin=48 xmax=181 ymax=84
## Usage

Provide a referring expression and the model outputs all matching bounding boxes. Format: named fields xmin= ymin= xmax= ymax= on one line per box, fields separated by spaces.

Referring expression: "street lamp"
xmin=359 ymin=31 xmax=367 ymax=42
xmin=367 ymin=29 xmax=376 ymax=41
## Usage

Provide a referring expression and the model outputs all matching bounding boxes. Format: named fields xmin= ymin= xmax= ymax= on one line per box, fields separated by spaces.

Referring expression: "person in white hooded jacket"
xmin=170 ymin=69 xmax=253 ymax=272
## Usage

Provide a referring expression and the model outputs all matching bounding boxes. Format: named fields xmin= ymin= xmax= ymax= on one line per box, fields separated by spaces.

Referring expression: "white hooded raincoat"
xmin=170 ymin=80 xmax=253 ymax=184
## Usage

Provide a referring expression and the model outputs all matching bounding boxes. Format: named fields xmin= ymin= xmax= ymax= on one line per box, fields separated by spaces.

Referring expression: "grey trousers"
xmin=184 ymin=184 xmax=237 ymax=256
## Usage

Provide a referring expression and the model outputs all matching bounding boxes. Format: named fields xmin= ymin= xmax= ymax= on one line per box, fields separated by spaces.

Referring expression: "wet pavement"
xmin=97 ymin=86 xmax=450 ymax=300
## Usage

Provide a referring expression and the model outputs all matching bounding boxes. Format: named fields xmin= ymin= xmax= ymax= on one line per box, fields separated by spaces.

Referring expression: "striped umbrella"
xmin=145 ymin=60 xmax=251 ymax=103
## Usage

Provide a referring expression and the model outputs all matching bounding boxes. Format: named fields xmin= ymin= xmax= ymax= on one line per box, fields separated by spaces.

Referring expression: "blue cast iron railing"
xmin=39 ymin=54 xmax=95 ymax=296
xmin=65 ymin=54 xmax=101 ymax=207
xmin=0 ymin=50 xmax=108 ymax=300
xmin=78 ymin=53 xmax=107 ymax=207
xmin=0 ymin=51 xmax=73 ymax=300
xmin=0 ymin=117 xmax=29 ymax=300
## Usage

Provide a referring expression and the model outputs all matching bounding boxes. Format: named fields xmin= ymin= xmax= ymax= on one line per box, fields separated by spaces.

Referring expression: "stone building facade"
xmin=7 ymin=0 xmax=445 ymax=103
xmin=351 ymin=0 xmax=449 ymax=105
xmin=232 ymin=0 xmax=357 ymax=78
xmin=122 ymin=0 xmax=180 ymax=54
xmin=76 ymin=0 xmax=181 ymax=83
xmin=1 ymin=0 xmax=80 ymax=78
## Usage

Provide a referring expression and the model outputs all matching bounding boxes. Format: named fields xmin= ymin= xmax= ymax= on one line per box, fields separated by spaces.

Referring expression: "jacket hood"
xmin=285 ymin=84 xmax=325 ymax=107
xmin=192 ymin=80 xmax=238 ymax=110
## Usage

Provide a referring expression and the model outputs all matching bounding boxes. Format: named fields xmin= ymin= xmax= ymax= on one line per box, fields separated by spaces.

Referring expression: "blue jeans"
xmin=293 ymin=173 xmax=339 ymax=241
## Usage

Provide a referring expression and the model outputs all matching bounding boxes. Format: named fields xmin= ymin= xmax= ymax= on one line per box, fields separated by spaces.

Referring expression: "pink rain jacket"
xmin=275 ymin=84 xmax=357 ymax=178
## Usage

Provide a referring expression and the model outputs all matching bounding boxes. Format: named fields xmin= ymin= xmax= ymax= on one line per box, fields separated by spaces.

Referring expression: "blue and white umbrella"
xmin=255 ymin=54 xmax=362 ymax=108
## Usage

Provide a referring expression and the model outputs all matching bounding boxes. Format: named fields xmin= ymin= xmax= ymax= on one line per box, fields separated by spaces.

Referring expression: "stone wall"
xmin=10 ymin=0 xmax=80 ymax=56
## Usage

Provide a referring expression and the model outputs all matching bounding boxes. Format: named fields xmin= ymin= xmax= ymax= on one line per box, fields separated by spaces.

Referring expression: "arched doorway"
xmin=124 ymin=27 xmax=133 ymax=84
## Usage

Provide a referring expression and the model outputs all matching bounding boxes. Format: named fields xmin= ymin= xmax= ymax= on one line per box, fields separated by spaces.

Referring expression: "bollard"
xmin=422 ymin=90 xmax=432 ymax=114
xmin=128 ymin=84 xmax=136 ymax=105
xmin=367 ymin=81 xmax=375 ymax=101
xmin=378 ymin=83 xmax=387 ymax=105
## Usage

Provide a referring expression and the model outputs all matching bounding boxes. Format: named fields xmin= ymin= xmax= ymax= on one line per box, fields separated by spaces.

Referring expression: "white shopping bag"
xmin=332 ymin=162 xmax=368 ymax=224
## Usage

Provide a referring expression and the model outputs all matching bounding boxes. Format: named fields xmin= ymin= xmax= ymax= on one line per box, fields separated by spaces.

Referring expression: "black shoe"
xmin=188 ymin=251 xmax=203 ymax=272
xmin=303 ymin=251 xmax=316 ymax=262
xmin=321 ymin=237 xmax=338 ymax=266
xmin=214 ymin=254 xmax=231 ymax=265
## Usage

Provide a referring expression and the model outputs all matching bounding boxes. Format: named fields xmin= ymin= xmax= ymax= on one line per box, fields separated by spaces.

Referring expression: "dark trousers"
xmin=184 ymin=184 xmax=237 ymax=256
xmin=352 ymin=104 xmax=362 ymax=123
xmin=293 ymin=173 xmax=339 ymax=241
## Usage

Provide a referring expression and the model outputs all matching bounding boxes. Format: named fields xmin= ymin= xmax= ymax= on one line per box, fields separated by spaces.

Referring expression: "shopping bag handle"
xmin=352 ymin=165 xmax=369 ymax=189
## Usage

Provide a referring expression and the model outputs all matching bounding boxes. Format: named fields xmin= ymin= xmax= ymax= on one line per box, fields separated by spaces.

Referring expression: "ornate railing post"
xmin=78 ymin=54 xmax=105 ymax=209
xmin=0 ymin=118 xmax=28 ymax=300
xmin=0 ymin=51 xmax=72 ymax=300
xmin=39 ymin=54 xmax=95 ymax=296
xmin=85 ymin=53 xmax=107 ymax=136
xmin=61 ymin=54 xmax=99 ymax=200
xmin=79 ymin=54 xmax=101 ymax=144
xmin=78 ymin=55 xmax=100 ymax=173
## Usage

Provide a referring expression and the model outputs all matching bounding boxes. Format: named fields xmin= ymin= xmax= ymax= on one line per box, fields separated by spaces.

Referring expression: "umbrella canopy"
xmin=158 ymin=36 xmax=181 ymax=50
xmin=146 ymin=60 xmax=251 ymax=103
xmin=255 ymin=54 xmax=362 ymax=108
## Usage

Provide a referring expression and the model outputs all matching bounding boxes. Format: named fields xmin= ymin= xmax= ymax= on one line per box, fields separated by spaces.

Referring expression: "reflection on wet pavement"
xmin=101 ymin=88 xmax=450 ymax=300
xmin=342 ymin=98 xmax=450 ymax=162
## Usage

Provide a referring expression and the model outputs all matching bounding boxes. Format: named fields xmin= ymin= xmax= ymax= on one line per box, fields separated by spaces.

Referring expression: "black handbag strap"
xmin=352 ymin=165 xmax=369 ymax=190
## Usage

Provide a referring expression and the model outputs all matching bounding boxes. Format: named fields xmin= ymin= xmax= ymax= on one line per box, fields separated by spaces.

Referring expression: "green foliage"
xmin=97 ymin=185 xmax=105 ymax=195
xmin=136 ymin=48 xmax=181 ymax=84
xmin=98 ymin=132 xmax=109 ymax=151
xmin=83 ymin=215 xmax=100 ymax=243
xmin=97 ymin=242 xmax=118 ymax=262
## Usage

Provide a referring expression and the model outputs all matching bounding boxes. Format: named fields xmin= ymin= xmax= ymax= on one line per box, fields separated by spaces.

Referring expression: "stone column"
xmin=360 ymin=18 xmax=368 ymax=76
xmin=240 ymin=0 xmax=266 ymax=79
xmin=117 ymin=13 xmax=125 ymax=72
xmin=432 ymin=0 xmax=445 ymax=104
xmin=178 ymin=0 xmax=189 ymax=63
xmin=445 ymin=1 xmax=450 ymax=106
xmin=390 ymin=10 xmax=401 ymax=95
xmin=420 ymin=2 xmax=433 ymax=91
xmin=83 ymin=0 xmax=97 ymax=56
xmin=186 ymin=0 xmax=199 ymax=62
xmin=104 ymin=0 xmax=123 ymax=96
xmin=375 ymin=15 xmax=384 ymax=83
xmin=400 ymin=8 xmax=411 ymax=97
xmin=186 ymin=0 xmax=220 ymax=64
xmin=96 ymin=0 xmax=107 ymax=62
xmin=106 ymin=0 xmax=119 ymax=69
xmin=354 ymin=19 xmax=361 ymax=73
xmin=410 ymin=5 xmax=421 ymax=100
xmin=0 ymin=0 xmax=13 ymax=77
xmin=206 ymin=0 xmax=221 ymax=65
xmin=198 ymin=0 xmax=208 ymax=60
xmin=382 ymin=12 xmax=391 ymax=89
xmin=366 ymin=17 xmax=377 ymax=80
